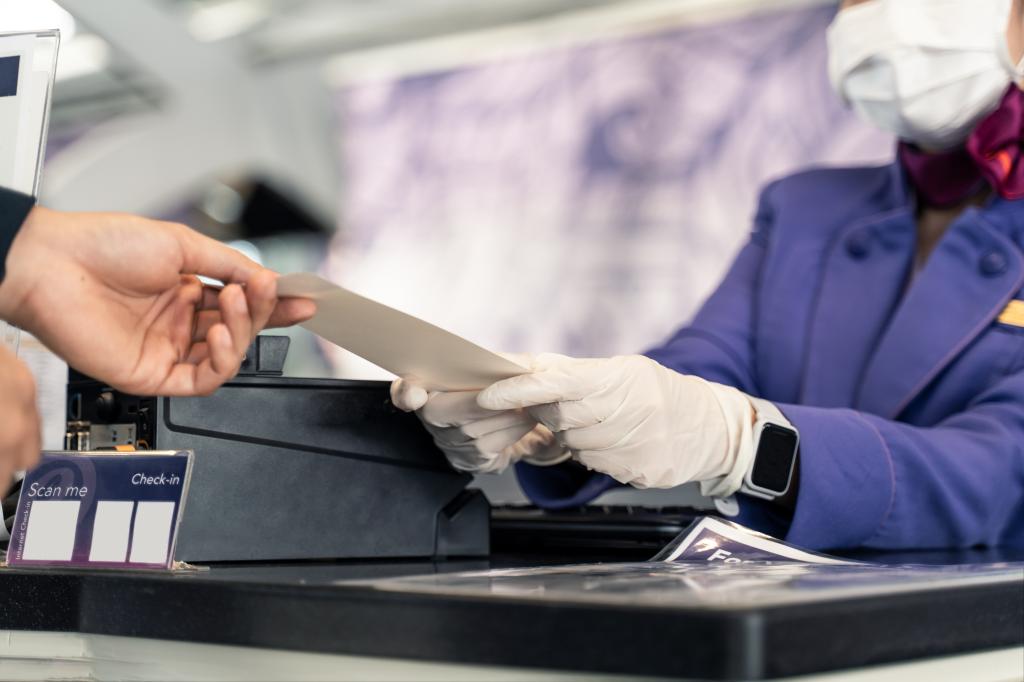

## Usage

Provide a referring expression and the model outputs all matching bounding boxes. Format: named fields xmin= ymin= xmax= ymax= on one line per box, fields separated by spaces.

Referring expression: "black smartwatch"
xmin=739 ymin=399 xmax=799 ymax=500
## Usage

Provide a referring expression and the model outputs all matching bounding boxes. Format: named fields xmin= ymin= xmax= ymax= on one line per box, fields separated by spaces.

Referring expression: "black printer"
xmin=65 ymin=336 xmax=490 ymax=562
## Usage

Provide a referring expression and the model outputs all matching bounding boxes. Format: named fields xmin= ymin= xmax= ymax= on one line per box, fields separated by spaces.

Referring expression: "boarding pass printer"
xmin=65 ymin=335 xmax=490 ymax=562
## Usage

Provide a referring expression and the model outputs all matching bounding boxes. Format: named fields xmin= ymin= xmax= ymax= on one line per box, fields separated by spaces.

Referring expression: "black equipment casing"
xmin=66 ymin=346 xmax=489 ymax=562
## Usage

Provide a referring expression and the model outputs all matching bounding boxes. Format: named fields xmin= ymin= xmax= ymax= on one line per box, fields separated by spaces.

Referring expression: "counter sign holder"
xmin=4 ymin=451 xmax=195 ymax=571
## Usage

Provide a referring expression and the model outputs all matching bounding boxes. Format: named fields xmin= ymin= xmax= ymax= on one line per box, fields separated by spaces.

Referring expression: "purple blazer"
xmin=516 ymin=162 xmax=1024 ymax=550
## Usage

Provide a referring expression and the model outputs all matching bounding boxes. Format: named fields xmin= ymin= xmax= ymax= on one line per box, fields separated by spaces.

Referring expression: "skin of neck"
xmin=914 ymin=188 xmax=991 ymax=272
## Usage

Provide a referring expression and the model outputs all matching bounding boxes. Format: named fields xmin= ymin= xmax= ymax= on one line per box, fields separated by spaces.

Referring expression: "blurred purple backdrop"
xmin=324 ymin=4 xmax=892 ymax=378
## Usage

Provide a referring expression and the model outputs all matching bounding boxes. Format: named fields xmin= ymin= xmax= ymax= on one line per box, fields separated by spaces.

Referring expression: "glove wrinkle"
xmin=460 ymin=411 xmax=533 ymax=439
xmin=394 ymin=374 xmax=568 ymax=475
xmin=582 ymin=409 xmax=655 ymax=456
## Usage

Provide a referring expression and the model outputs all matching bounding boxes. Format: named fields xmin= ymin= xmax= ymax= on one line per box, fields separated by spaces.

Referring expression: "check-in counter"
xmin=0 ymin=546 xmax=1021 ymax=681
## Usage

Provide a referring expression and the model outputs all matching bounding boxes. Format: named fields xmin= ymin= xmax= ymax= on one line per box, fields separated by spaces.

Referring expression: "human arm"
xmin=770 ymin=373 xmax=1024 ymax=549
xmin=0 ymin=187 xmax=35 ymax=282
xmin=0 ymin=189 xmax=44 ymax=491
xmin=0 ymin=344 xmax=41 ymax=491
xmin=482 ymin=345 xmax=1024 ymax=549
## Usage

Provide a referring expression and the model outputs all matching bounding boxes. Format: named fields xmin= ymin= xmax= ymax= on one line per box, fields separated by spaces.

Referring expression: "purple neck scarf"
xmin=899 ymin=86 xmax=1024 ymax=208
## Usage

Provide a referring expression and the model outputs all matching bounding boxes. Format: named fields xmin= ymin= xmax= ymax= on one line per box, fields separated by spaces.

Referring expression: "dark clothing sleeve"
xmin=0 ymin=186 xmax=35 ymax=283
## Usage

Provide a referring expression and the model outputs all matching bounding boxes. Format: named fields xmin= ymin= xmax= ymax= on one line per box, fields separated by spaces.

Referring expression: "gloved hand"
xmin=477 ymin=353 xmax=758 ymax=494
xmin=391 ymin=376 xmax=569 ymax=474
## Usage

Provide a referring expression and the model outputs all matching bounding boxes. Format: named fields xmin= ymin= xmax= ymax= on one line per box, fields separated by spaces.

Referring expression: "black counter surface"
xmin=0 ymin=546 xmax=1022 ymax=680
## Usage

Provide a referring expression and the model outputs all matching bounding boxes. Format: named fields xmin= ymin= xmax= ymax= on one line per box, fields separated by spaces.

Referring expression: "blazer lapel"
xmin=856 ymin=207 xmax=1024 ymax=419
xmin=800 ymin=209 xmax=916 ymax=407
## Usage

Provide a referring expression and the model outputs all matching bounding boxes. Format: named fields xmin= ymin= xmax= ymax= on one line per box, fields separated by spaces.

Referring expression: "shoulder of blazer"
xmin=756 ymin=162 xmax=906 ymax=246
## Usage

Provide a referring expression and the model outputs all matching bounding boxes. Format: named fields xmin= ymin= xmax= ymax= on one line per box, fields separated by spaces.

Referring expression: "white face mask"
xmin=827 ymin=0 xmax=1013 ymax=150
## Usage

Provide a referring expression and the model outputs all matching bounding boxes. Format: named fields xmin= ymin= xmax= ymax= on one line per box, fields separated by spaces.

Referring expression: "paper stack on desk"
xmin=276 ymin=273 xmax=528 ymax=390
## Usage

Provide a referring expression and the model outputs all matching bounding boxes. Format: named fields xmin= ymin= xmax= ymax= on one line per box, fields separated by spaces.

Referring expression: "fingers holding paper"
xmin=390 ymin=376 xmax=569 ymax=474
xmin=478 ymin=353 xmax=755 ymax=490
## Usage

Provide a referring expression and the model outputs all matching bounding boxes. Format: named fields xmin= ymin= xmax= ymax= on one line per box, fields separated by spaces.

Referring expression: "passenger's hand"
xmin=391 ymin=374 xmax=569 ymax=474
xmin=0 ymin=207 xmax=317 ymax=396
xmin=0 ymin=345 xmax=41 ymax=492
xmin=477 ymin=353 xmax=757 ymax=490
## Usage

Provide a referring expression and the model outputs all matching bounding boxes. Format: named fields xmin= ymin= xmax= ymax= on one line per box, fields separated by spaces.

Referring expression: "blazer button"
xmin=980 ymin=250 xmax=1008 ymax=277
xmin=845 ymin=231 xmax=871 ymax=259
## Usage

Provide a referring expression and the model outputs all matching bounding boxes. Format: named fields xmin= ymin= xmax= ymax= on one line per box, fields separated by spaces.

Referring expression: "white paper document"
xmin=276 ymin=273 xmax=528 ymax=390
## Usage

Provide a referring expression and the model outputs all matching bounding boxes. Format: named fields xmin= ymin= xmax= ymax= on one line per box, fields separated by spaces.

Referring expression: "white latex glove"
xmin=477 ymin=353 xmax=758 ymax=495
xmin=390 ymin=377 xmax=569 ymax=474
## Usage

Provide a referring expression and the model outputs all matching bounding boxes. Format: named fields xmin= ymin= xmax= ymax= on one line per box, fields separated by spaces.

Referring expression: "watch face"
xmin=751 ymin=424 xmax=797 ymax=493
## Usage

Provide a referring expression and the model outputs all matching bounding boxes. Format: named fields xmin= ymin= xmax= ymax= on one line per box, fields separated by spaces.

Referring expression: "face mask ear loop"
xmin=997 ymin=0 xmax=1024 ymax=80
xmin=1011 ymin=45 xmax=1024 ymax=81
xmin=1001 ymin=42 xmax=1024 ymax=84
